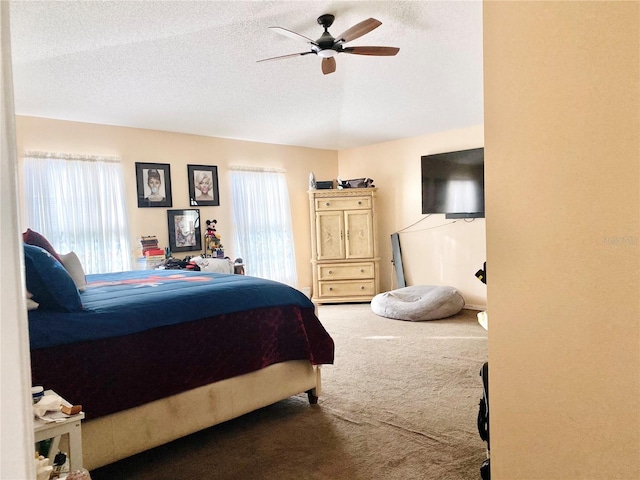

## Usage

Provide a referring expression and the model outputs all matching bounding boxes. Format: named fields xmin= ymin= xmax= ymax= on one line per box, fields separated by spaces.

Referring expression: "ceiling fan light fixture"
xmin=317 ymin=49 xmax=337 ymax=58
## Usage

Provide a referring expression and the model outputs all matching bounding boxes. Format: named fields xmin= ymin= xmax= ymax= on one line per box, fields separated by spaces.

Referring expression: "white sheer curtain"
xmin=23 ymin=152 xmax=132 ymax=273
xmin=231 ymin=167 xmax=298 ymax=287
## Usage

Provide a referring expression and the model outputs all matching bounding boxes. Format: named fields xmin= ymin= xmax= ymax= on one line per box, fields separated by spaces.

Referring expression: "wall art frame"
xmin=167 ymin=209 xmax=202 ymax=253
xmin=136 ymin=162 xmax=173 ymax=208
xmin=187 ymin=164 xmax=220 ymax=206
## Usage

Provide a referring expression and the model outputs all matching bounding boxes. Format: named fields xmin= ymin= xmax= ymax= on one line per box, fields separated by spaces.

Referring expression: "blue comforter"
xmin=28 ymin=270 xmax=315 ymax=349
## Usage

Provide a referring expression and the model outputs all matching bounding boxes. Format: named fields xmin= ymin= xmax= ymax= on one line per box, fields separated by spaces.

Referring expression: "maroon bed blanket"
xmin=31 ymin=305 xmax=334 ymax=419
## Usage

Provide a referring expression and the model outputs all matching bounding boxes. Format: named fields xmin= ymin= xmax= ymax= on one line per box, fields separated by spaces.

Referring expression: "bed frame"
xmin=83 ymin=360 xmax=321 ymax=470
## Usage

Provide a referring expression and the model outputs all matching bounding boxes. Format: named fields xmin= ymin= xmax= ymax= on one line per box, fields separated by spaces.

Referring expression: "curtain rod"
xmin=24 ymin=151 xmax=120 ymax=163
xmin=229 ymin=165 xmax=286 ymax=173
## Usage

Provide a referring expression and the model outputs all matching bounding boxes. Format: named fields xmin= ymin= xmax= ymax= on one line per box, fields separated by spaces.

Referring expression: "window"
xmin=230 ymin=167 xmax=298 ymax=287
xmin=22 ymin=152 xmax=132 ymax=273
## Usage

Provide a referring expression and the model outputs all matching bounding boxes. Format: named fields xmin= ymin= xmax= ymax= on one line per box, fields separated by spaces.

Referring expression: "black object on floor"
xmin=478 ymin=362 xmax=490 ymax=479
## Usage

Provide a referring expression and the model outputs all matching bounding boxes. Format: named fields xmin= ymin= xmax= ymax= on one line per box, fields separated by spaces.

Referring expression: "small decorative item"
xmin=315 ymin=180 xmax=334 ymax=189
xmin=309 ymin=172 xmax=316 ymax=189
xmin=167 ymin=209 xmax=202 ymax=253
xmin=136 ymin=162 xmax=173 ymax=207
xmin=234 ymin=258 xmax=245 ymax=275
xmin=204 ymin=219 xmax=224 ymax=257
xmin=187 ymin=164 xmax=220 ymax=206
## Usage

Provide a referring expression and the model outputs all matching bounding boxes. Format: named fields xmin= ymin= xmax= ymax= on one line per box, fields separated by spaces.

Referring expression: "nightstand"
xmin=34 ymin=390 xmax=85 ymax=472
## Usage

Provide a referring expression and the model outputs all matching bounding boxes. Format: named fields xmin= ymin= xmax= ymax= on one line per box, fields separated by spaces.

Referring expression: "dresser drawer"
xmin=318 ymin=262 xmax=374 ymax=281
xmin=314 ymin=196 xmax=371 ymax=211
xmin=318 ymin=280 xmax=376 ymax=298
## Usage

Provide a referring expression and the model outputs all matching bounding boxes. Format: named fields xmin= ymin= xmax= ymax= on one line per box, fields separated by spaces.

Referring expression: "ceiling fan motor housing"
xmin=317 ymin=14 xmax=335 ymax=29
xmin=315 ymin=14 xmax=339 ymax=54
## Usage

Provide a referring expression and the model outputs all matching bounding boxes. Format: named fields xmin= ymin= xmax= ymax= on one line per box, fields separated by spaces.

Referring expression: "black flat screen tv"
xmin=421 ymin=147 xmax=484 ymax=218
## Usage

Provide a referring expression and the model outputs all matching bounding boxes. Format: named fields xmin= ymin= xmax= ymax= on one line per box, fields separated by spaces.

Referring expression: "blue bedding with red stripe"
xmin=28 ymin=270 xmax=315 ymax=349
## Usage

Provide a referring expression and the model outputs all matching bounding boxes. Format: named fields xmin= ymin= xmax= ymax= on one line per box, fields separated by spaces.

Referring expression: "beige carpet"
xmin=91 ymin=304 xmax=488 ymax=480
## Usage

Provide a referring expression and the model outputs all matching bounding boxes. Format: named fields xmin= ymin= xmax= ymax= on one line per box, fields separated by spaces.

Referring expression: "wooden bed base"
xmin=83 ymin=360 xmax=322 ymax=470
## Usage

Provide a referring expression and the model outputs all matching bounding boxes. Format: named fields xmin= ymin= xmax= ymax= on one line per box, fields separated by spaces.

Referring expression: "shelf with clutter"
xmin=138 ymin=220 xmax=245 ymax=275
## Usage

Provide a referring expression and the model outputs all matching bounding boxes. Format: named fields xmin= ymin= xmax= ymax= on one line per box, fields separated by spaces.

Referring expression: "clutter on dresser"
xmin=308 ymin=172 xmax=334 ymax=189
xmin=336 ymin=177 xmax=375 ymax=189
xmin=315 ymin=180 xmax=334 ymax=189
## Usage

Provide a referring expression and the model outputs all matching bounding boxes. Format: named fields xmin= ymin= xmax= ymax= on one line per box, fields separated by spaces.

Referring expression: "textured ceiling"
xmin=9 ymin=1 xmax=483 ymax=151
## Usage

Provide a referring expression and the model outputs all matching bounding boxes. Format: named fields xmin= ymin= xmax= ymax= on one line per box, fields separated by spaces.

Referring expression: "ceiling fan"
xmin=257 ymin=13 xmax=400 ymax=75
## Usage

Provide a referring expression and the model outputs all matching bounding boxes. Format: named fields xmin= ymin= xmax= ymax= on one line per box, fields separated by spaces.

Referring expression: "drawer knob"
xmin=360 ymin=269 xmax=364 ymax=273
xmin=329 ymin=287 xmax=333 ymax=291
xmin=358 ymin=201 xmax=362 ymax=205
xmin=325 ymin=202 xmax=330 ymax=206
xmin=328 ymin=270 xmax=332 ymax=274
xmin=360 ymin=285 xmax=365 ymax=290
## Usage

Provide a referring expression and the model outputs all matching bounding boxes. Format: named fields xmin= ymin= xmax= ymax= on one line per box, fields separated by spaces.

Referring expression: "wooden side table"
xmin=33 ymin=391 xmax=85 ymax=472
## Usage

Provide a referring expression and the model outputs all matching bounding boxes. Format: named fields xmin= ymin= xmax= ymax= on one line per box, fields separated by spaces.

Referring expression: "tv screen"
xmin=421 ymin=147 xmax=484 ymax=218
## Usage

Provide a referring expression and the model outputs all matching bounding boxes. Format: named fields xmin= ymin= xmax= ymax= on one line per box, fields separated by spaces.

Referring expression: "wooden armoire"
xmin=308 ymin=187 xmax=380 ymax=304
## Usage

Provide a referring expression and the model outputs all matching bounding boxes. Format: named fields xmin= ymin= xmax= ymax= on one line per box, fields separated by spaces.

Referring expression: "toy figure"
xmin=204 ymin=219 xmax=223 ymax=257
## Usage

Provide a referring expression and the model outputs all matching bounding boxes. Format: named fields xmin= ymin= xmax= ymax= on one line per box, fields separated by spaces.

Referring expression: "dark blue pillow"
xmin=24 ymin=244 xmax=82 ymax=312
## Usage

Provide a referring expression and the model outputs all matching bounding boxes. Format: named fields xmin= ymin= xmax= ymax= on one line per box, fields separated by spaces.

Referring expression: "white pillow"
xmin=59 ymin=251 xmax=87 ymax=292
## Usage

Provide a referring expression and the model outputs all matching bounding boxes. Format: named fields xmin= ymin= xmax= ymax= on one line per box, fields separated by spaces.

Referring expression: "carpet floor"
xmin=91 ymin=304 xmax=488 ymax=480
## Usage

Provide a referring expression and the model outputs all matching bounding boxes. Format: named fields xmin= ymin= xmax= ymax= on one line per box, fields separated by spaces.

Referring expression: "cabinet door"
xmin=316 ymin=211 xmax=345 ymax=260
xmin=345 ymin=210 xmax=374 ymax=258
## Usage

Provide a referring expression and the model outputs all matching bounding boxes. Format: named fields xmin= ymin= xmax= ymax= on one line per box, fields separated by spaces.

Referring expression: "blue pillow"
xmin=24 ymin=244 xmax=82 ymax=312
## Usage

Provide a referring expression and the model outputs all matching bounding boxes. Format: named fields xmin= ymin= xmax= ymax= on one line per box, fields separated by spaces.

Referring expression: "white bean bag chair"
xmin=371 ymin=285 xmax=465 ymax=321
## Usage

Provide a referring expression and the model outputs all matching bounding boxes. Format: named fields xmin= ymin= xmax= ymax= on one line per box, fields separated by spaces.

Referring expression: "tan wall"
xmin=15 ymin=116 xmax=338 ymax=291
xmin=484 ymin=2 xmax=639 ymax=479
xmin=339 ymin=125 xmax=487 ymax=308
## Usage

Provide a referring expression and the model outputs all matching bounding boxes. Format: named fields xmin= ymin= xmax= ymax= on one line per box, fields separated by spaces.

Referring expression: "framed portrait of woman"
xmin=187 ymin=164 xmax=219 ymax=206
xmin=167 ymin=209 xmax=202 ymax=253
xmin=136 ymin=162 xmax=173 ymax=208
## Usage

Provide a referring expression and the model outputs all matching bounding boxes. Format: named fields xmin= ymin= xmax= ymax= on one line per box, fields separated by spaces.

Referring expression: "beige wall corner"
xmin=339 ymin=125 xmax=487 ymax=307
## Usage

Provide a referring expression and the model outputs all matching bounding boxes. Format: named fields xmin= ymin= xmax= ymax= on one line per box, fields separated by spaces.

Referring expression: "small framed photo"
xmin=136 ymin=162 xmax=173 ymax=208
xmin=187 ymin=164 xmax=220 ymax=206
xmin=167 ymin=209 xmax=202 ymax=253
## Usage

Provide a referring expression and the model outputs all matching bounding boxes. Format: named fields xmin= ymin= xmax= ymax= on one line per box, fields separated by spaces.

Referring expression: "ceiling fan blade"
xmin=322 ymin=57 xmax=336 ymax=75
xmin=257 ymin=51 xmax=314 ymax=63
xmin=269 ymin=27 xmax=318 ymax=45
xmin=343 ymin=46 xmax=400 ymax=56
xmin=336 ymin=18 xmax=381 ymax=43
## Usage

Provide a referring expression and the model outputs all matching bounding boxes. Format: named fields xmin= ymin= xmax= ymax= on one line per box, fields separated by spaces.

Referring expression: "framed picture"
xmin=136 ymin=162 xmax=173 ymax=208
xmin=167 ymin=209 xmax=202 ymax=253
xmin=187 ymin=164 xmax=219 ymax=206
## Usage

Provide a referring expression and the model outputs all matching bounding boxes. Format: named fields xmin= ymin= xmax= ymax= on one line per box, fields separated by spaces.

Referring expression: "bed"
xmin=26 ymin=247 xmax=334 ymax=470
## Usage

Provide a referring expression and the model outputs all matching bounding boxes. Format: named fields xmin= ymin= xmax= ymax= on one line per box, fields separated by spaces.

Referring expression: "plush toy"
xmin=204 ymin=219 xmax=223 ymax=257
